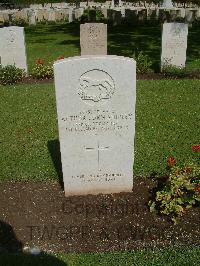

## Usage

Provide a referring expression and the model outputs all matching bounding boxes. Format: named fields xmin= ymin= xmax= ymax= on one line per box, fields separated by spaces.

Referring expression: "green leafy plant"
xmin=31 ymin=58 xmax=53 ymax=79
xmin=162 ymin=65 xmax=187 ymax=78
xmin=0 ymin=64 xmax=25 ymax=85
xmin=133 ymin=51 xmax=153 ymax=74
xmin=12 ymin=18 xmax=28 ymax=27
xmin=96 ymin=10 xmax=105 ymax=22
xmin=161 ymin=58 xmax=187 ymax=78
xmin=149 ymin=146 xmax=200 ymax=224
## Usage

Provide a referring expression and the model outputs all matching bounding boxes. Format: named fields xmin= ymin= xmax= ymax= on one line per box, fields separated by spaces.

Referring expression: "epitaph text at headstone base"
xmin=54 ymin=56 xmax=136 ymax=196
xmin=161 ymin=23 xmax=188 ymax=68
xmin=80 ymin=23 xmax=107 ymax=55
xmin=0 ymin=26 xmax=28 ymax=72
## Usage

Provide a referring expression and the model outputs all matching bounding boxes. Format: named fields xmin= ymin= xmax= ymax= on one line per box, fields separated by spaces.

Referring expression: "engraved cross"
xmin=85 ymin=141 xmax=109 ymax=171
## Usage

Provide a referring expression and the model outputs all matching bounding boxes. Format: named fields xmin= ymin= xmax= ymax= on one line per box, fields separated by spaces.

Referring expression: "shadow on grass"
xmin=0 ymin=220 xmax=67 ymax=266
xmin=186 ymin=22 xmax=200 ymax=66
xmin=108 ymin=23 xmax=162 ymax=72
xmin=47 ymin=139 xmax=64 ymax=190
xmin=25 ymin=21 xmax=200 ymax=72
xmin=58 ymin=39 xmax=80 ymax=46
xmin=25 ymin=22 xmax=80 ymax=46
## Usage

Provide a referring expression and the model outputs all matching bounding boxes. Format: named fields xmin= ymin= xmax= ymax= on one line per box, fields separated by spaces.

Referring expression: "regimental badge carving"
xmin=171 ymin=24 xmax=186 ymax=37
xmin=6 ymin=29 xmax=16 ymax=45
xmin=77 ymin=69 xmax=115 ymax=104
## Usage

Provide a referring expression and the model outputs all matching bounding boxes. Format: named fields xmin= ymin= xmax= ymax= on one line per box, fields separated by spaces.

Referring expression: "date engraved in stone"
xmin=77 ymin=69 xmax=115 ymax=104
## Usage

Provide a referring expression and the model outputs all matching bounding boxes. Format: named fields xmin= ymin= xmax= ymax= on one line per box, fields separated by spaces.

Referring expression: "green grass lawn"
xmin=1 ymin=22 xmax=200 ymax=264
xmin=0 ymin=246 xmax=199 ymax=265
xmin=0 ymin=79 xmax=199 ymax=181
xmin=24 ymin=22 xmax=200 ymax=72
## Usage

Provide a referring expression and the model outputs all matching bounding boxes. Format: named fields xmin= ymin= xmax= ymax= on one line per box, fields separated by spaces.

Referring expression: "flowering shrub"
xmin=167 ymin=156 xmax=176 ymax=167
xmin=31 ymin=58 xmax=53 ymax=79
xmin=36 ymin=58 xmax=44 ymax=65
xmin=149 ymin=146 xmax=200 ymax=224
xmin=57 ymin=55 xmax=65 ymax=60
xmin=0 ymin=65 xmax=25 ymax=85
xmin=192 ymin=145 xmax=200 ymax=152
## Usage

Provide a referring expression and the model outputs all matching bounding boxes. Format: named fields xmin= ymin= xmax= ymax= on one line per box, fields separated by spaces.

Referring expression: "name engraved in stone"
xmin=61 ymin=109 xmax=133 ymax=133
xmin=71 ymin=173 xmax=122 ymax=183
xmin=164 ymin=38 xmax=186 ymax=49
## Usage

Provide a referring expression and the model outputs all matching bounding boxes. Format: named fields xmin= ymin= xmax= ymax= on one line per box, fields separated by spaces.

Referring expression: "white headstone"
xmin=28 ymin=9 xmax=36 ymax=25
xmin=101 ymin=8 xmax=108 ymax=18
xmin=161 ymin=23 xmax=188 ymax=68
xmin=0 ymin=26 xmax=28 ymax=72
xmin=48 ymin=10 xmax=56 ymax=21
xmin=68 ymin=9 xmax=74 ymax=23
xmin=54 ymin=56 xmax=136 ymax=196
xmin=80 ymin=23 xmax=107 ymax=55
xmin=161 ymin=0 xmax=174 ymax=8
xmin=180 ymin=8 xmax=186 ymax=18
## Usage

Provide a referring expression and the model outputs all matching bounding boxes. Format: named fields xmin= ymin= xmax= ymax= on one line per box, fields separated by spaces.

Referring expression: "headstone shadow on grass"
xmin=0 ymin=220 xmax=67 ymax=266
xmin=47 ymin=139 xmax=64 ymax=190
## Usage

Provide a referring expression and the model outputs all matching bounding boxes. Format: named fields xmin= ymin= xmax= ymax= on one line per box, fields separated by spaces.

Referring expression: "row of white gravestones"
xmin=161 ymin=22 xmax=188 ymax=68
xmin=54 ymin=56 xmax=136 ymax=196
xmin=0 ymin=26 xmax=27 ymax=72
xmin=0 ymin=22 xmax=188 ymax=77
xmin=79 ymin=22 xmax=188 ymax=68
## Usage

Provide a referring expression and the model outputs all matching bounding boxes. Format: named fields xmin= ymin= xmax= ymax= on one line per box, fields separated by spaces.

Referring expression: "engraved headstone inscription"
xmin=54 ymin=56 xmax=136 ymax=196
xmin=161 ymin=23 xmax=188 ymax=68
xmin=0 ymin=26 xmax=28 ymax=72
xmin=80 ymin=23 xmax=107 ymax=55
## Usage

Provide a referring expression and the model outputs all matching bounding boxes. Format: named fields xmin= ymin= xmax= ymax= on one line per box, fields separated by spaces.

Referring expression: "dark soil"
xmin=18 ymin=77 xmax=54 ymax=85
xmin=137 ymin=72 xmax=200 ymax=80
xmin=13 ymin=71 xmax=200 ymax=86
xmin=0 ymin=178 xmax=199 ymax=254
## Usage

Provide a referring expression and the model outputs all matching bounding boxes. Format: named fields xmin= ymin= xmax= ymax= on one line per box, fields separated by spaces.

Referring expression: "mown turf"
xmin=0 ymin=246 xmax=199 ymax=266
xmin=0 ymin=79 xmax=199 ymax=181
xmin=24 ymin=22 xmax=200 ymax=72
xmin=0 ymin=83 xmax=58 ymax=181
xmin=25 ymin=23 xmax=80 ymax=70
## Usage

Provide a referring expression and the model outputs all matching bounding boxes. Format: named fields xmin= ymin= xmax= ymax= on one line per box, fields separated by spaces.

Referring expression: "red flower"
xmin=194 ymin=185 xmax=200 ymax=193
xmin=167 ymin=156 xmax=176 ymax=167
xmin=192 ymin=145 xmax=200 ymax=152
xmin=58 ymin=55 xmax=65 ymax=60
xmin=36 ymin=58 xmax=44 ymax=65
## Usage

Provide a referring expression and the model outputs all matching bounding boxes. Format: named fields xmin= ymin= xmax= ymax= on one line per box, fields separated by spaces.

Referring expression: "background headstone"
xmin=161 ymin=0 xmax=174 ymax=8
xmin=27 ymin=9 xmax=36 ymax=25
xmin=54 ymin=56 xmax=136 ymax=196
xmin=68 ymin=9 xmax=75 ymax=23
xmin=48 ymin=9 xmax=56 ymax=21
xmin=161 ymin=23 xmax=188 ymax=68
xmin=0 ymin=26 xmax=27 ymax=72
xmin=80 ymin=23 xmax=107 ymax=55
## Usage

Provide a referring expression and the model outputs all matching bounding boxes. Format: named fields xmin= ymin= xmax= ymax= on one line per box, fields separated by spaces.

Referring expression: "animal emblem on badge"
xmin=78 ymin=69 xmax=115 ymax=105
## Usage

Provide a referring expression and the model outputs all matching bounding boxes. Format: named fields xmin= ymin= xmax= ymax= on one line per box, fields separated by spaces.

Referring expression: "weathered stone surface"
xmin=54 ymin=56 xmax=136 ymax=196
xmin=0 ymin=26 xmax=27 ymax=72
xmin=161 ymin=23 xmax=188 ymax=68
xmin=80 ymin=23 xmax=107 ymax=55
